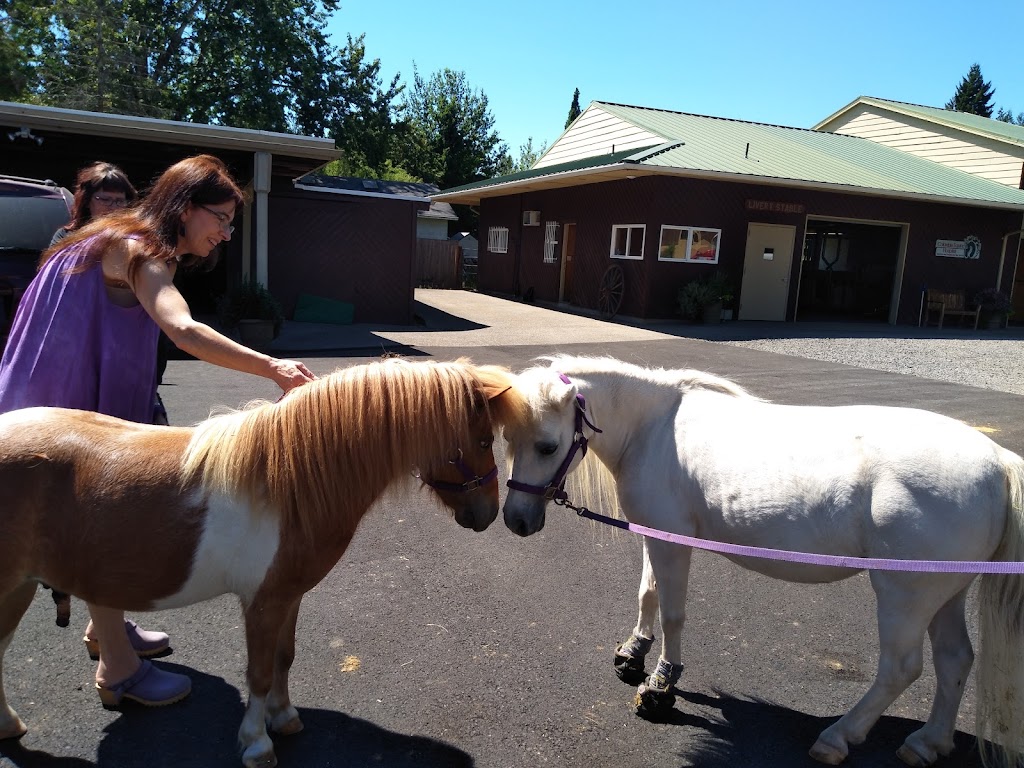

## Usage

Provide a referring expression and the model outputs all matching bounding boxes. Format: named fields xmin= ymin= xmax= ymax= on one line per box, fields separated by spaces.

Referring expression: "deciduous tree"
xmin=0 ymin=0 xmax=403 ymax=146
xmin=496 ymin=137 xmax=547 ymax=175
xmin=400 ymin=66 xmax=509 ymax=190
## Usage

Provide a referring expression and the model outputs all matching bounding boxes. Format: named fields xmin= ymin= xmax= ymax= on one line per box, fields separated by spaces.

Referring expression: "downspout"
xmin=254 ymin=152 xmax=272 ymax=286
xmin=513 ymin=196 xmax=524 ymax=297
xmin=996 ymin=220 xmax=1024 ymax=292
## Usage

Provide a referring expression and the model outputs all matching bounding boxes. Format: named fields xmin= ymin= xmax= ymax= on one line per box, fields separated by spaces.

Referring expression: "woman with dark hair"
xmin=50 ymin=161 xmax=138 ymax=246
xmin=0 ymin=154 xmax=316 ymax=708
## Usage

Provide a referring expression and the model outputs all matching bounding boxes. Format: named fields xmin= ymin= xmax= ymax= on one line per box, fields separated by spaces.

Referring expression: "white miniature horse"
xmin=500 ymin=355 xmax=1024 ymax=768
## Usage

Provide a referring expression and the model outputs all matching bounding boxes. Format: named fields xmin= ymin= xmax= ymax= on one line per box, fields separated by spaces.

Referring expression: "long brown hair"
xmin=64 ymin=161 xmax=138 ymax=232
xmin=41 ymin=155 xmax=246 ymax=282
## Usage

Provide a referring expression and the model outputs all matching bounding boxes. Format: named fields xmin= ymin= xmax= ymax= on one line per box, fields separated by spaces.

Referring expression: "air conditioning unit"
xmin=522 ymin=210 xmax=541 ymax=227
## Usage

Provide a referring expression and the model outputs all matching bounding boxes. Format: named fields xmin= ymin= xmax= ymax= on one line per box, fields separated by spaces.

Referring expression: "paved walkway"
xmin=267 ymin=289 xmax=1024 ymax=396
xmin=274 ymin=288 xmax=1024 ymax=352
xmin=270 ymin=289 xmax=675 ymax=351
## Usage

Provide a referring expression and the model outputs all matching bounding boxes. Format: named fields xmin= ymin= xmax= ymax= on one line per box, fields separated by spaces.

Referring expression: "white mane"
xmin=508 ymin=356 xmax=756 ymax=523
xmin=533 ymin=354 xmax=758 ymax=400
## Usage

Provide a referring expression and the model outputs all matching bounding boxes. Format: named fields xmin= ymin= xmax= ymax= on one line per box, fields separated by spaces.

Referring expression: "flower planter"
xmin=980 ymin=311 xmax=1007 ymax=330
xmin=701 ymin=301 xmax=723 ymax=324
xmin=238 ymin=318 xmax=276 ymax=350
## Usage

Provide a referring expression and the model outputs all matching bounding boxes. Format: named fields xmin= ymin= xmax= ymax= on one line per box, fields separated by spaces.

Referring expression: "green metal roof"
xmin=436 ymin=101 xmax=1024 ymax=209
xmin=438 ymin=145 xmax=659 ymax=194
xmin=818 ymin=96 xmax=1024 ymax=148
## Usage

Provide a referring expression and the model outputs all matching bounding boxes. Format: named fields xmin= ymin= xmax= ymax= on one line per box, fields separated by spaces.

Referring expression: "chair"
xmin=920 ymin=289 xmax=979 ymax=329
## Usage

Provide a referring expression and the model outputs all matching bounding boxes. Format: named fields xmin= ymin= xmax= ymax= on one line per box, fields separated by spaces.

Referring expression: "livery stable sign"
xmin=935 ymin=235 xmax=981 ymax=259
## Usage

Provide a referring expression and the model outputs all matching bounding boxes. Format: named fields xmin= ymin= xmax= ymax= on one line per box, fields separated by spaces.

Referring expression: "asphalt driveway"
xmin=3 ymin=292 xmax=1022 ymax=768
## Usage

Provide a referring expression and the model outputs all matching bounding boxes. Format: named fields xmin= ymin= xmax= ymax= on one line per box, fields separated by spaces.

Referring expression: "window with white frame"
xmin=543 ymin=221 xmax=559 ymax=264
xmin=658 ymin=225 xmax=689 ymax=261
xmin=487 ymin=226 xmax=509 ymax=254
xmin=658 ymin=225 xmax=721 ymax=264
xmin=689 ymin=228 xmax=721 ymax=263
xmin=610 ymin=224 xmax=645 ymax=260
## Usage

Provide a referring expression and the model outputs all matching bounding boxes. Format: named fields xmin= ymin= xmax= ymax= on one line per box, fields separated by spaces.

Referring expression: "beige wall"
xmin=823 ymin=106 xmax=1024 ymax=188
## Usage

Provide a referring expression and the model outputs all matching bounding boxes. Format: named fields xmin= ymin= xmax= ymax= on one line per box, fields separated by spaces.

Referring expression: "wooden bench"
xmin=920 ymin=289 xmax=979 ymax=329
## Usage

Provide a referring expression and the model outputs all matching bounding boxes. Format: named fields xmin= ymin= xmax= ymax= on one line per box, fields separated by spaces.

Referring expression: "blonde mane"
xmin=181 ymin=358 xmax=519 ymax=540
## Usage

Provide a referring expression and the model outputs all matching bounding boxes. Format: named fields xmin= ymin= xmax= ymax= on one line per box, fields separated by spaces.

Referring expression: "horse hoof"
xmin=0 ymin=716 xmax=28 ymax=741
xmin=632 ymin=682 xmax=674 ymax=720
xmin=0 ymin=716 xmax=27 ymax=745
xmin=896 ymin=744 xmax=934 ymax=767
xmin=613 ymin=651 xmax=646 ymax=685
xmin=241 ymin=735 xmax=277 ymax=768
xmin=242 ymin=750 xmax=277 ymax=768
xmin=272 ymin=716 xmax=304 ymax=736
xmin=808 ymin=738 xmax=847 ymax=765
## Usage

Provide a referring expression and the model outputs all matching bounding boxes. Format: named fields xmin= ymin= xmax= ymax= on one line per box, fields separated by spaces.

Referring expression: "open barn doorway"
xmin=797 ymin=219 xmax=904 ymax=322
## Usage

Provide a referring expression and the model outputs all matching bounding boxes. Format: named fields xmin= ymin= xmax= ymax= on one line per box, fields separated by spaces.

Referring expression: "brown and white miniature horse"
xmin=0 ymin=358 xmax=517 ymax=768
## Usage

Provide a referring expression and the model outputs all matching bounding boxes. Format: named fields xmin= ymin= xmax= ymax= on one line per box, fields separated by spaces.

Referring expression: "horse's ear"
xmin=482 ymin=383 xmax=512 ymax=401
xmin=475 ymin=365 xmax=514 ymax=402
xmin=551 ymin=374 xmax=577 ymax=406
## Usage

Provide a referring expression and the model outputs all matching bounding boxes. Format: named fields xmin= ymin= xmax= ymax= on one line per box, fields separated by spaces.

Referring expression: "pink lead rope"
xmin=563 ymin=501 xmax=1024 ymax=574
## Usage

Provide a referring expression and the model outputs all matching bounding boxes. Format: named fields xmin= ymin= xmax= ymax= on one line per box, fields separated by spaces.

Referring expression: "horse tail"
xmin=976 ymin=449 xmax=1024 ymax=768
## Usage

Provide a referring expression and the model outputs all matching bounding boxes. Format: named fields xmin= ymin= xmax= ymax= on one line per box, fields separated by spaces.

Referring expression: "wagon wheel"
xmin=598 ymin=265 xmax=625 ymax=319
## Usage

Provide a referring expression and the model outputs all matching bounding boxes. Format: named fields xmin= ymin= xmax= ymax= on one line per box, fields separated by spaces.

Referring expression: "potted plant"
xmin=973 ymin=287 xmax=1013 ymax=329
xmin=219 ymin=277 xmax=285 ymax=349
xmin=678 ymin=272 xmax=734 ymax=323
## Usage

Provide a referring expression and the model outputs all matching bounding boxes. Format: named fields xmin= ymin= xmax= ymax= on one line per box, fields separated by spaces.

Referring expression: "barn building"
xmin=435 ymin=100 xmax=1024 ymax=325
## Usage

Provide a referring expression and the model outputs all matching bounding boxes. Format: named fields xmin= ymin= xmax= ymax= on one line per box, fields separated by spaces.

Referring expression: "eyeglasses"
xmin=198 ymin=204 xmax=235 ymax=235
xmin=92 ymin=194 xmax=127 ymax=208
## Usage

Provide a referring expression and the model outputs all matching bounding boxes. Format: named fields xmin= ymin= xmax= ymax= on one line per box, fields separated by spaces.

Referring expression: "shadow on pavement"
xmin=412 ymin=301 xmax=488 ymax=333
xmin=0 ymin=666 xmax=473 ymax=768
xmin=669 ymin=689 xmax=983 ymax=768
xmin=0 ymin=743 xmax=94 ymax=768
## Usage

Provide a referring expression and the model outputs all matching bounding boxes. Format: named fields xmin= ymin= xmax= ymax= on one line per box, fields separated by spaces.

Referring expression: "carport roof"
xmin=435 ymin=101 xmax=1024 ymax=210
xmin=0 ymin=100 xmax=339 ymax=175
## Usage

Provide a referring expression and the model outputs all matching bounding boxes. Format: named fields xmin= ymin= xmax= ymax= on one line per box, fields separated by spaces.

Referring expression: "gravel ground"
xmin=717 ymin=336 xmax=1024 ymax=396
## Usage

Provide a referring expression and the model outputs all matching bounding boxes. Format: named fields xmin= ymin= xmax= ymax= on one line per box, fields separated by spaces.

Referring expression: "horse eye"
xmin=537 ymin=442 xmax=558 ymax=456
xmin=479 ymin=438 xmax=492 ymax=450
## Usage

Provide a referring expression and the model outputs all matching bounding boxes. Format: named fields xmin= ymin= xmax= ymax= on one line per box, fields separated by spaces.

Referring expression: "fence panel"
xmin=416 ymin=239 xmax=462 ymax=289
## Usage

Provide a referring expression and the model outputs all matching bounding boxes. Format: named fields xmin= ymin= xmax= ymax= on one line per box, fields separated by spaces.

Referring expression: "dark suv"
xmin=0 ymin=175 xmax=73 ymax=328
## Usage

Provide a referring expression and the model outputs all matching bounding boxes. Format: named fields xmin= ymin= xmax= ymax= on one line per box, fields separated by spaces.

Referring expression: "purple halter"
xmin=506 ymin=373 xmax=602 ymax=502
xmin=422 ymin=449 xmax=498 ymax=494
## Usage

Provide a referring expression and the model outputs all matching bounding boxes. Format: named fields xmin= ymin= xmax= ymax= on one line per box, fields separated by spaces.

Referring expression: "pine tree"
xmin=565 ymin=87 xmax=581 ymax=128
xmin=945 ymin=63 xmax=995 ymax=117
xmin=995 ymin=107 xmax=1024 ymax=126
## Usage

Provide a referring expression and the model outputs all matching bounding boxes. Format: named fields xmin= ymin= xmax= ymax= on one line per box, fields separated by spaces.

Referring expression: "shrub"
xmin=973 ymin=288 xmax=1013 ymax=315
xmin=677 ymin=272 xmax=734 ymax=320
xmin=219 ymin=278 xmax=285 ymax=336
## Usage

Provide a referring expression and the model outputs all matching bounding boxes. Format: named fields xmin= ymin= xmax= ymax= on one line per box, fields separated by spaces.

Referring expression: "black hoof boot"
xmin=631 ymin=659 xmax=683 ymax=721
xmin=613 ymin=633 xmax=654 ymax=685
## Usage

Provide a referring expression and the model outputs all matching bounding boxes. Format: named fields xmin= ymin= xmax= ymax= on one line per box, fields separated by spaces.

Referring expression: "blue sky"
xmin=326 ymin=0 xmax=1024 ymax=159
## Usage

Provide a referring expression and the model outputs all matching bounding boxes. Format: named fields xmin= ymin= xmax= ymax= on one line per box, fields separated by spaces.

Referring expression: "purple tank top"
xmin=0 ymin=235 xmax=160 ymax=422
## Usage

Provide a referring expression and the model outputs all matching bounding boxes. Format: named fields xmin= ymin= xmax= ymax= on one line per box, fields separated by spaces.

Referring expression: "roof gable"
xmin=816 ymin=97 xmax=1024 ymax=148
xmin=533 ymin=103 xmax=664 ymax=168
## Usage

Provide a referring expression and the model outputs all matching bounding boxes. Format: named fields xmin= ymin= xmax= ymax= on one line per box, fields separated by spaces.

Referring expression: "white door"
xmin=739 ymin=223 xmax=796 ymax=321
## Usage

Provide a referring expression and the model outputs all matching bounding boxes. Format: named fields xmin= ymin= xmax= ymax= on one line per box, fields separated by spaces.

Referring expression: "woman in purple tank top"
xmin=0 ymin=155 xmax=316 ymax=708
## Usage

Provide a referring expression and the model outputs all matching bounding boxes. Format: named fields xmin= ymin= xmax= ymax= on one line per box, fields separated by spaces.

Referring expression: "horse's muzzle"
xmin=502 ymin=502 xmax=545 ymax=537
